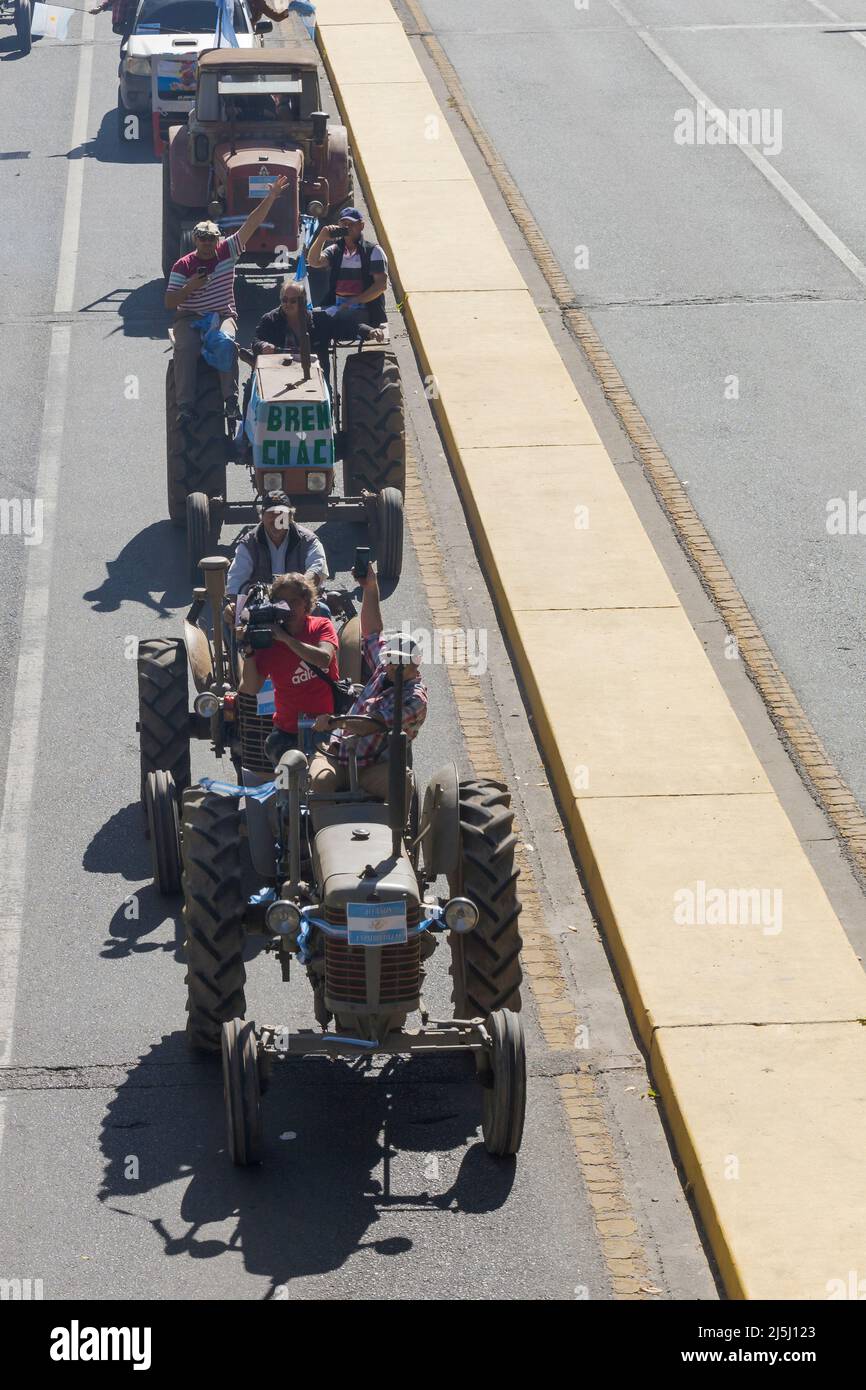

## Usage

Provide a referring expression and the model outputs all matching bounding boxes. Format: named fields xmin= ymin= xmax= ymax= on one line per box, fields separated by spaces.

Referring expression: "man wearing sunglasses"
xmin=164 ymin=174 xmax=288 ymax=429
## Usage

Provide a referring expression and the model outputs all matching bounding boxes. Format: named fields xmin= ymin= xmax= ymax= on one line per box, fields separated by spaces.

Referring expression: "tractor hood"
xmin=215 ymin=145 xmax=302 ymax=252
xmin=313 ymin=810 xmax=420 ymax=912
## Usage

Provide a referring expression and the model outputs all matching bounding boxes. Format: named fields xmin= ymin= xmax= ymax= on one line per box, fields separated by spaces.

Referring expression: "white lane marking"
xmin=604 ymin=0 xmax=866 ymax=290
xmin=0 ymin=12 xmax=95 ymax=1139
xmin=803 ymin=0 xmax=866 ymax=55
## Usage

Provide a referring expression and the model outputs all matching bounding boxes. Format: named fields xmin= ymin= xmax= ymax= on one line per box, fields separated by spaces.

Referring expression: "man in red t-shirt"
xmin=238 ymin=571 xmax=339 ymax=766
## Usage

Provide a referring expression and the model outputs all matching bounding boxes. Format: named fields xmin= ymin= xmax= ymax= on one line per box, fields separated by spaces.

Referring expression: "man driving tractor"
xmin=310 ymin=565 xmax=428 ymax=803
xmin=224 ymin=491 xmax=327 ymax=629
xmin=164 ymin=174 xmax=289 ymax=429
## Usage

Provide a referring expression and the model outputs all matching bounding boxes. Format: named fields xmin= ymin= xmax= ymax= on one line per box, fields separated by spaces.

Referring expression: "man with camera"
xmin=224 ymin=492 xmax=327 ymax=630
xmin=164 ymin=174 xmax=289 ymax=429
xmin=307 ymin=208 xmax=389 ymax=388
xmin=309 ymin=564 xmax=427 ymax=803
xmin=238 ymin=572 xmax=340 ymax=766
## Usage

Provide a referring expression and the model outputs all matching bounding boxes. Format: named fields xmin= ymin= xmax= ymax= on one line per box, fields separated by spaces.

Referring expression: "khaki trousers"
xmin=172 ymin=313 xmax=238 ymax=409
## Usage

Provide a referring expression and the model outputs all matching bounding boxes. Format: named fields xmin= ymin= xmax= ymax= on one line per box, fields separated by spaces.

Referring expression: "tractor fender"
xmin=183 ymin=616 xmax=214 ymax=693
xmin=167 ymin=126 xmax=209 ymax=209
xmin=326 ymin=123 xmax=351 ymax=210
xmin=421 ymin=762 xmax=460 ymax=879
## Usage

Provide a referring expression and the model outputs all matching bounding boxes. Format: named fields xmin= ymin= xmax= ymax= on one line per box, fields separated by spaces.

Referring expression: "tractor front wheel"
xmin=375 ymin=486 xmax=403 ymax=582
xmin=480 ymin=1009 xmax=526 ymax=1157
xmin=448 ymin=779 xmax=522 ymax=1019
xmin=186 ymin=491 xmax=212 ymax=581
xmin=182 ymin=787 xmax=246 ymax=1051
xmin=145 ymin=769 xmax=182 ymax=895
xmin=222 ymin=1018 xmax=263 ymax=1165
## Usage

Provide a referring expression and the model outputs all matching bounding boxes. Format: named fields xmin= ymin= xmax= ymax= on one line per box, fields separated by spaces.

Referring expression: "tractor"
xmin=161 ymin=36 xmax=352 ymax=278
xmin=179 ymin=658 xmax=527 ymax=1163
xmin=167 ymin=293 xmax=405 ymax=584
xmin=136 ymin=553 xmax=365 ymax=895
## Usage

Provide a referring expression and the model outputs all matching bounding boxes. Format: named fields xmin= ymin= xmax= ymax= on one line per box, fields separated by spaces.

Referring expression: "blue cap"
xmin=340 ymin=208 xmax=363 ymax=222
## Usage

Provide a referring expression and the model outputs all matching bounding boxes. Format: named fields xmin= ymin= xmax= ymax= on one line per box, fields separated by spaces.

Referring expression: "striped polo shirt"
xmin=168 ymin=233 xmax=243 ymax=317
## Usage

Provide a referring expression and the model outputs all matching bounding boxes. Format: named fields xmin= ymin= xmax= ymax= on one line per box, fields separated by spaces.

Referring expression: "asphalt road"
xmin=417 ymin=0 xmax=866 ymax=813
xmin=0 ymin=13 xmax=714 ymax=1300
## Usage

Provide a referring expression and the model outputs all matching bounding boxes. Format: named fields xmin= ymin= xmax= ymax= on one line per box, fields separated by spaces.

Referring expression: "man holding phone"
xmin=164 ymin=174 xmax=289 ymax=428
xmin=307 ymin=208 xmax=389 ymax=388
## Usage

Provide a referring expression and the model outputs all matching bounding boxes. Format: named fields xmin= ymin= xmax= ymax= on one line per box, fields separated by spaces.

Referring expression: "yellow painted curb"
xmin=317 ymin=0 xmax=866 ymax=1298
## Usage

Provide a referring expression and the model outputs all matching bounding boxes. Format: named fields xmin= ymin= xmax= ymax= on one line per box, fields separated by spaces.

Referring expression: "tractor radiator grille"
xmin=237 ymin=692 xmax=273 ymax=774
xmin=323 ymin=905 xmax=422 ymax=1010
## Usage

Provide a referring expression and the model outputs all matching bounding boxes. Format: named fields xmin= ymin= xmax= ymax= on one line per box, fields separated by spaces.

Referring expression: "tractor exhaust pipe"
xmin=200 ymin=555 xmax=230 ymax=686
xmin=388 ymin=664 xmax=407 ymax=859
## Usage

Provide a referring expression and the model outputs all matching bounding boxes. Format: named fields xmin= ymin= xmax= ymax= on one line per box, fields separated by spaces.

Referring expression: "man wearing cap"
xmin=307 ymin=209 xmax=389 ymax=387
xmin=310 ymin=565 xmax=427 ymax=804
xmin=164 ymin=174 xmax=288 ymax=429
xmin=238 ymin=573 xmax=339 ymax=766
xmin=224 ymin=491 xmax=327 ymax=628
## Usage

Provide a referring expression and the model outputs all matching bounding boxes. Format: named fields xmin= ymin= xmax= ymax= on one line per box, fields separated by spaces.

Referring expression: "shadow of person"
xmin=98 ymin=1035 xmax=485 ymax=1293
xmin=83 ymin=521 xmax=189 ymax=616
xmin=58 ymin=106 xmax=155 ymax=165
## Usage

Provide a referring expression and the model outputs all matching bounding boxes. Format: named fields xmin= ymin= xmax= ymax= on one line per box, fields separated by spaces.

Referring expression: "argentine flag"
xmin=213 ymin=0 xmax=239 ymax=48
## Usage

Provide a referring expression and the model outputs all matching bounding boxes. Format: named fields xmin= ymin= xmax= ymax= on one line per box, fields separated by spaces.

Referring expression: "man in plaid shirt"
xmin=311 ymin=566 xmax=427 ymax=801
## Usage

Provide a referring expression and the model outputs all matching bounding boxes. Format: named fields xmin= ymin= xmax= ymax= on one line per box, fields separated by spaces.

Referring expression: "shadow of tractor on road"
xmin=98 ymin=1033 xmax=515 ymax=1293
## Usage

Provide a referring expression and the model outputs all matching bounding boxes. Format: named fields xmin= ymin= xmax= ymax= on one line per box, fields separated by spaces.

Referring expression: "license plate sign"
xmin=346 ymin=901 xmax=407 ymax=947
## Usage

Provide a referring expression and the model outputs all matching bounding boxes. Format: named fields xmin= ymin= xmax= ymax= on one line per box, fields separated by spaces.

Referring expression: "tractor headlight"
xmin=306 ymin=471 xmax=327 ymax=492
xmin=266 ymin=900 xmax=302 ymax=938
xmin=263 ymin=471 xmax=282 ymax=492
xmin=125 ymin=55 xmax=151 ymax=76
xmin=194 ymin=691 xmax=220 ymax=718
xmin=194 ymin=133 xmax=209 ymax=164
xmin=444 ymin=897 xmax=478 ymax=934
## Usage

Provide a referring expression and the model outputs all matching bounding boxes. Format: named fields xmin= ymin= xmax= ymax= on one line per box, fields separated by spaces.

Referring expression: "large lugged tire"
xmin=137 ymin=638 xmax=190 ymax=803
xmin=182 ymin=787 xmax=246 ymax=1051
xmin=342 ymin=350 xmax=405 ymax=495
xmin=15 ymin=0 xmax=32 ymax=54
xmin=161 ymin=154 xmax=182 ymax=277
xmin=448 ymin=779 xmax=522 ymax=1018
xmin=166 ymin=360 xmax=227 ymax=525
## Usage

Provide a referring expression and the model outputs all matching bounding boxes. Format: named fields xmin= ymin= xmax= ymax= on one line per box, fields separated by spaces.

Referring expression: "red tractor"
xmin=161 ymin=39 xmax=352 ymax=278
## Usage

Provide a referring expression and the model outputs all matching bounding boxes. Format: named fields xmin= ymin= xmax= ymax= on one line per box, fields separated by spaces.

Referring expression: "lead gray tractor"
xmin=179 ymin=664 xmax=526 ymax=1164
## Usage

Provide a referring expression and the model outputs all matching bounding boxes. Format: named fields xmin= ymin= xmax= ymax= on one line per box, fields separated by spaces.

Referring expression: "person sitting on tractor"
xmin=251 ymin=278 xmax=314 ymax=358
xmin=310 ymin=565 xmax=427 ymax=804
xmin=164 ymin=174 xmax=288 ymax=430
xmin=238 ymin=572 xmax=339 ymax=766
xmin=224 ymin=491 xmax=327 ymax=629
xmin=307 ymin=209 xmax=389 ymax=389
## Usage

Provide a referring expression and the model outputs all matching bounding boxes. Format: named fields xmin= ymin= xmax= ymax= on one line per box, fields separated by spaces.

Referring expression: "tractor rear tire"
xmin=186 ymin=491 xmax=211 ymax=581
xmin=182 ymin=787 xmax=246 ymax=1051
xmin=166 ymin=360 xmax=227 ymax=525
xmin=481 ymin=1009 xmax=526 ymax=1157
xmin=342 ymin=350 xmax=405 ymax=496
xmin=448 ymin=779 xmax=522 ymax=1018
xmin=15 ymin=0 xmax=32 ymax=54
xmin=222 ymin=1018 xmax=262 ymax=1165
xmin=375 ymin=486 xmax=403 ymax=581
xmin=145 ymin=769 xmax=182 ymax=896
xmin=137 ymin=638 xmax=190 ymax=804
